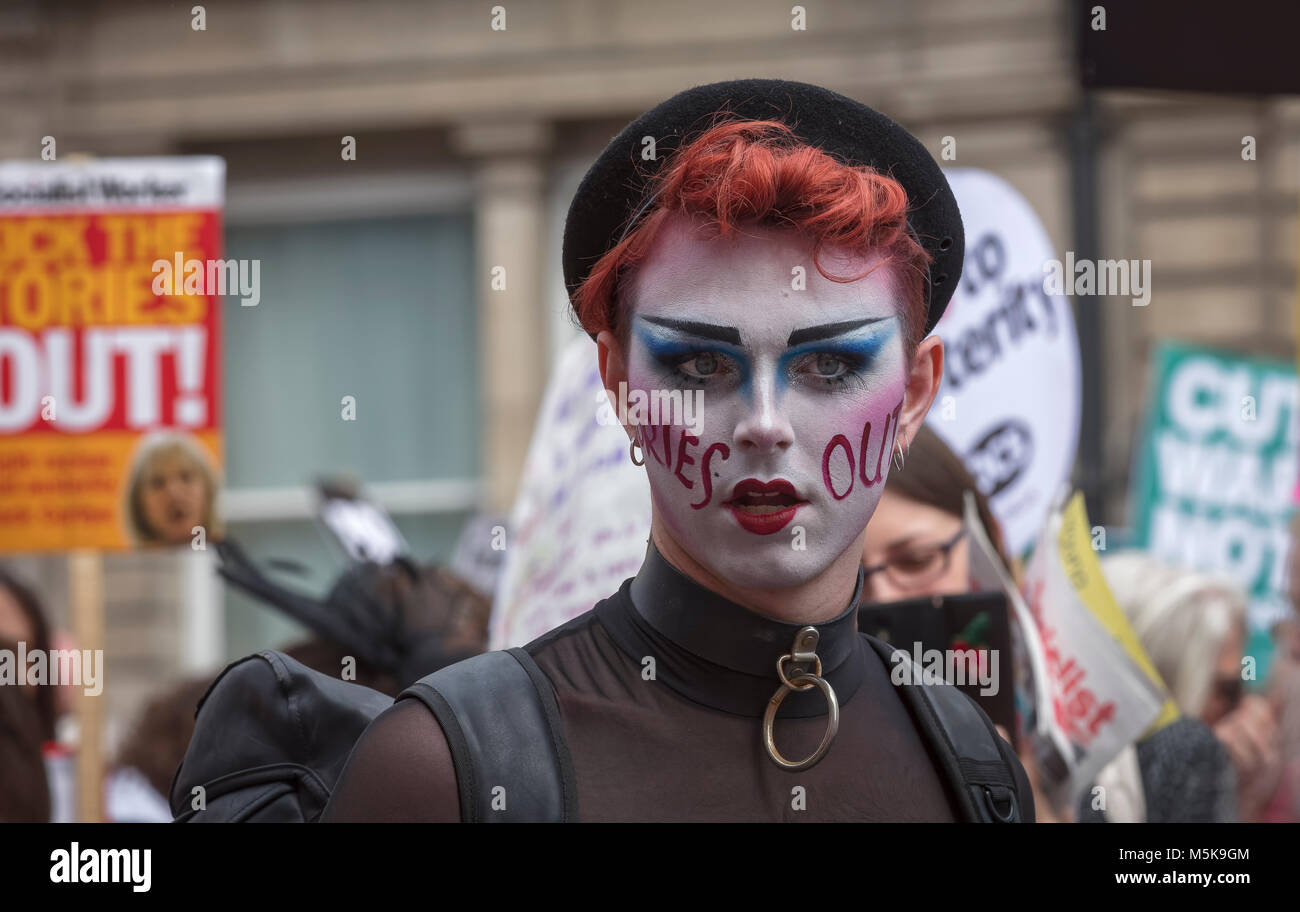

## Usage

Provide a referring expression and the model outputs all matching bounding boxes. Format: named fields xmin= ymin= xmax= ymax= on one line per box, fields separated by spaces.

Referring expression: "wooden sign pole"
xmin=68 ymin=550 xmax=105 ymax=823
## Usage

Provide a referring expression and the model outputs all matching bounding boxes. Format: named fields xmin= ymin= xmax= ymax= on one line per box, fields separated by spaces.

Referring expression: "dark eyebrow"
xmin=786 ymin=317 xmax=889 ymax=347
xmin=641 ymin=316 xmax=742 ymax=345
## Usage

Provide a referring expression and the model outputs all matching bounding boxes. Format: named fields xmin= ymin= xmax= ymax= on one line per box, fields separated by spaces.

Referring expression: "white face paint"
xmin=625 ymin=213 xmax=910 ymax=590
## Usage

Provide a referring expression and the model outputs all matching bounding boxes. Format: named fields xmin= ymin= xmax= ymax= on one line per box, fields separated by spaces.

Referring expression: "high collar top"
xmin=595 ymin=541 xmax=868 ymax=717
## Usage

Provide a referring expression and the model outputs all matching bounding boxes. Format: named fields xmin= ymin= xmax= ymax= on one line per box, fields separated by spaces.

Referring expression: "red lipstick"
xmin=723 ymin=478 xmax=806 ymax=535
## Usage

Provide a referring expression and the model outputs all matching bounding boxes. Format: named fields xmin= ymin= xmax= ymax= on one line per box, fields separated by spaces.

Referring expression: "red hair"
xmin=573 ymin=118 xmax=931 ymax=352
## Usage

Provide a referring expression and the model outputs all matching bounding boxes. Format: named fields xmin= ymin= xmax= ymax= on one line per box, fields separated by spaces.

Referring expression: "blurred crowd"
xmin=0 ymin=549 xmax=492 ymax=822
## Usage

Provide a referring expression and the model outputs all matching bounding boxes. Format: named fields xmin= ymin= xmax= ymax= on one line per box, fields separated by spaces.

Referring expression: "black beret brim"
xmin=562 ymin=78 xmax=962 ymax=338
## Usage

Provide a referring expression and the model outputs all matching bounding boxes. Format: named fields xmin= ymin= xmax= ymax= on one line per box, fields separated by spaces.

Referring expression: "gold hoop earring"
xmin=629 ymin=429 xmax=645 ymax=466
xmin=892 ymin=440 xmax=906 ymax=472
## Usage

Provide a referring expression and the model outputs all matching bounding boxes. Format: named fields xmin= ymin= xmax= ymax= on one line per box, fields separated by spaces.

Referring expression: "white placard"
xmin=929 ymin=168 xmax=1082 ymax=557
xmin=489 ymin=337 xmax=651 ymax=648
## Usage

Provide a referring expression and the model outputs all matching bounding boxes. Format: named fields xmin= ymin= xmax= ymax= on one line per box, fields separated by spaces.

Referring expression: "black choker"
xmin=595 ymin=541 xmax=867 ymax=719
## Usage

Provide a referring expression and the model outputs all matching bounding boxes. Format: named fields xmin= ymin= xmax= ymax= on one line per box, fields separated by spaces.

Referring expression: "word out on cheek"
xmin=642 ymin=424 xmax=730 ymax=509
xmin=821 ymin=399 xmax=904 ymax=500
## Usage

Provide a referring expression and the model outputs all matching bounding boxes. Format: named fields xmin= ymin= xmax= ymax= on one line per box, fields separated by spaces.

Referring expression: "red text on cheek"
xmin=641 ymin=424 xmax=730 ymax=509
xmin=820 ymin=399 xmax=903 ymax=500
xmin=692 ymin=443 xmax=730 ymax=509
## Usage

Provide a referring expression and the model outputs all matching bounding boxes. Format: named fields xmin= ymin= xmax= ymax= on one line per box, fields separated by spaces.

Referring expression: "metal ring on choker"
xmin=761 ymin=626 xmax=840 ymax=771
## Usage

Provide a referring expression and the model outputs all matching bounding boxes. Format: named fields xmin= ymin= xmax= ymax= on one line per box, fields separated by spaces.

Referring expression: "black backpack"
xmin=172 ymin=634 xmax=1026 ymax=823
xmin=171 ymin=650 xmax=391 ymax=822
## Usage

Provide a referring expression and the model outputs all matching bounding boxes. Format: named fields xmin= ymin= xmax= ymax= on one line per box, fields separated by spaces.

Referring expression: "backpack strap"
xmin=864 ymin=634 xmax=1024 ymax=822
xmin=398 ymin=647 xmax=578 ymax=822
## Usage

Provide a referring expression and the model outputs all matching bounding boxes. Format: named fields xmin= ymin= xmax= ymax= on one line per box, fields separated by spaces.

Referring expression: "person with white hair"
xmin=1077 ymin=551 xmax=1279 ymax=822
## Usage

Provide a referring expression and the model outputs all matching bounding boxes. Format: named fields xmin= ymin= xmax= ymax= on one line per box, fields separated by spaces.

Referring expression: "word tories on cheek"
xmin=641 ymin=423 xmax=730 ymax=509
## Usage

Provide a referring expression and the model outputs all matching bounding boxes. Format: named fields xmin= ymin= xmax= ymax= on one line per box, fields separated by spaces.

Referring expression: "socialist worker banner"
xmin=0 ymin=157 xmax=225 ymax=551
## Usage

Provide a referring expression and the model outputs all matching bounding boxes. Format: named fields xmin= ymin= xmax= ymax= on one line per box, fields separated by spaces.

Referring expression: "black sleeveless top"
xmin=324 ymin=543 xmax=1012 ymax=821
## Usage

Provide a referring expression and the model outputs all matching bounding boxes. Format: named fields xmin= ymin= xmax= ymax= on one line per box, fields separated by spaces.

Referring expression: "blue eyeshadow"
xmin=777 ymin=321 xmax=895 ymax=382
xmin=633 ymin=322 xmax=753 ymax=391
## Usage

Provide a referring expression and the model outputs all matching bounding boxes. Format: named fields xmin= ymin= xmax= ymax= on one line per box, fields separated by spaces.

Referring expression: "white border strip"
xmin=0 ymin=156 xmax=225 ymax=210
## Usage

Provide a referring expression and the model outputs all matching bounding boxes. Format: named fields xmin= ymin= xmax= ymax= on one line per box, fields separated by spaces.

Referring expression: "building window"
xmin=219 ymin=212 xmax=479 ymax=658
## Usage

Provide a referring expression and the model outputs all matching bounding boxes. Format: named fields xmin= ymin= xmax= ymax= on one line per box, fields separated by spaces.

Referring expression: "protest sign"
xmin=0 ymin=157 xmax=225 ymax=551
xmin=1130 ymin=341 xmax=1297 ymax=676
xmin=963 ymin=490 xmax=1060 ymax=749
xmin=928 ymin=168 xmax=1082 ymax=557
xmin=1022 ymin=492 xmax=1177 ymax=803
xmin=489 ymin=336 xmax=651 ymax=648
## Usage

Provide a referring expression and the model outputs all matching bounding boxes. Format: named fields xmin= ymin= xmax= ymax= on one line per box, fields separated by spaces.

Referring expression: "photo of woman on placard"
xmin=124 ymin=432 xmax=223 ymax=548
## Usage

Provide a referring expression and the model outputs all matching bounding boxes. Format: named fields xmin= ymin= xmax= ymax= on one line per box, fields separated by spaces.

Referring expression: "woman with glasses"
xmin=858 ymin=424 xmax=1070 ymax=819
xmin=858 ymin=423 xmax=1007 ymax=603
xmin=860 ymin=425 xmax=1250 ymax=822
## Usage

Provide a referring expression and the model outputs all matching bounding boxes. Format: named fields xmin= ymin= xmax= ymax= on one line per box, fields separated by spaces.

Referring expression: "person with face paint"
xmin=324 ymin=80 xmax=1033 ymax=823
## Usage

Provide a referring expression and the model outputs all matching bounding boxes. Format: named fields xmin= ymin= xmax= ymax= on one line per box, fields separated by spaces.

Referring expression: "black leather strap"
xmin=398 ymin=649 xmax=578 ymax=822
xmin=864 ymin=634 xmax=1022 ymax=823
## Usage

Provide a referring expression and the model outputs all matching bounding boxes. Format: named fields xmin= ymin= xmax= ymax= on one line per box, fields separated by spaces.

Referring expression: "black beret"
xmin=562 ymin=78 xmax=962 ymax=337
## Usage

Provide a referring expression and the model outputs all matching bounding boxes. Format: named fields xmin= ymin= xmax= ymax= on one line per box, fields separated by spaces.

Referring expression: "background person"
xmin=0 ymin=566 xmax=59 ymax=745
xmin=0 ymin=547 xmax=56 ymax=827
xmin=1084 ymin=553 xmax=1263 ymax=822
xmin=859 ymin=423 xmax=1011 ymax=603
xmin=859 ymin=423 xmax=1066 ymax=820
xmin=0 ymin=650 xmax=51 ymax=823
xmin=1259 ymin=518 xmax=1300 ymax=821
